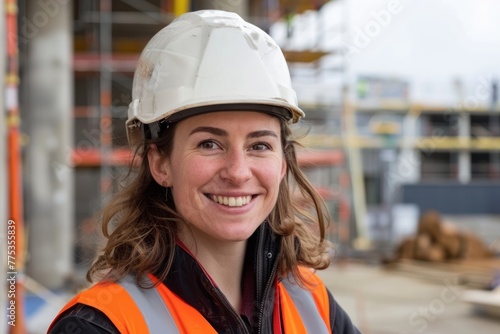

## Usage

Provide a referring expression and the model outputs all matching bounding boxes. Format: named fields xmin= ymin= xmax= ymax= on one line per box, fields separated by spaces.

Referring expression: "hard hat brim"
xmin=142 ymin=103 xmax=301 ymax=141
xmin=163 ymin=103 xmax=296 ymax=124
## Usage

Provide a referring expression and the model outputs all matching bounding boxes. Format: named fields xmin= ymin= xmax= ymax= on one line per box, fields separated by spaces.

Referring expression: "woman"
xmin=49 ymin=10 xmax=360 ymax=334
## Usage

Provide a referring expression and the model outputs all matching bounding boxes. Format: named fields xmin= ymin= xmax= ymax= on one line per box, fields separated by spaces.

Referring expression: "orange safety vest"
xmin=49 ymin=267 xmax=331 ymax=333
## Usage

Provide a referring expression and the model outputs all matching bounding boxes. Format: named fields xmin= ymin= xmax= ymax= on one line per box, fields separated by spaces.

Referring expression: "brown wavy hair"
xmin=87 ymin=117 xmax=332 ymax=287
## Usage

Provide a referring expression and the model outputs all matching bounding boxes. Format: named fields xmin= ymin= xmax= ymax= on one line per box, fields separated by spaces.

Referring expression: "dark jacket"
xmin=49 ymin=223 xmax=361 ymax=333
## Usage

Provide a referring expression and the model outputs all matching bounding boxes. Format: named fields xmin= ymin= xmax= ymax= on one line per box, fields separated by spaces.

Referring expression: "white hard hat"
xmin=126 ymin=10 xmax=304 ymax=146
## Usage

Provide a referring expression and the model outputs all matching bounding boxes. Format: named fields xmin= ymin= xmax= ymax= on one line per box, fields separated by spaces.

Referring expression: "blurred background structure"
xmin=2 ymin=0 xmax=500 ymax=333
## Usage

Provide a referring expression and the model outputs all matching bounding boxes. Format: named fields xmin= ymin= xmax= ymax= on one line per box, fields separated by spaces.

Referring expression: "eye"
xmin=251 ymin=142 xmax=272 ymax=151
xmin=198 ymin=139 xmax=221 ymax=150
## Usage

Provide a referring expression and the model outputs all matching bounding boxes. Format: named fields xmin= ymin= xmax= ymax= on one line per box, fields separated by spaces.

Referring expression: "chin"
xmin=214 ymin=225 xmax=260 ymax=242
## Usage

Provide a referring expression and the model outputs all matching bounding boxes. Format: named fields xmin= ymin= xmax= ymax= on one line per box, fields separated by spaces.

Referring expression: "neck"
xmin=178 ymin=231 xmax=247 ymax=312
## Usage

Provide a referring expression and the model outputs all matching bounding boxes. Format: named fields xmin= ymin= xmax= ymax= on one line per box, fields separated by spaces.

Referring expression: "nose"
xmin=219 ymin=149 xmax=252 ymax=184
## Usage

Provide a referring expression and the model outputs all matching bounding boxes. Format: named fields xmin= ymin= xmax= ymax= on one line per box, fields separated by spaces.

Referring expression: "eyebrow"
xmin=189 ymin=126 xmax=278 ymax=139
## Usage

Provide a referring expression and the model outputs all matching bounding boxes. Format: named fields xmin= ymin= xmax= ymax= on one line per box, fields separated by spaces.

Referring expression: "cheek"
xmin=170 ymin=157 xmax=212 ymax=199
xmin=261 ymin=160 xmax=286 ymax=188
xmin=171 ymin=155 xmax=205 ymax=183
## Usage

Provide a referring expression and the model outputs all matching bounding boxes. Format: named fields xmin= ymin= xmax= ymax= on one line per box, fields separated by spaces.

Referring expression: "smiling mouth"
xmin=208 ymin=194 xmax=253 ymax=207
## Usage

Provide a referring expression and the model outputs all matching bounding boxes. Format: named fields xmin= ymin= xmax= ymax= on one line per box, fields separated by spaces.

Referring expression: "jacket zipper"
xmin=177 ymin=240 xmax=250 ymax=333
xmin=211 ymin=285 xmax=250 ymax=334
xmin=255 ymin=225 xmax=266 ymax=300
xmin=257 ymin=260 xmax=278 ymax=334
xmin=256 ymin=223 xmax=280 ymax=334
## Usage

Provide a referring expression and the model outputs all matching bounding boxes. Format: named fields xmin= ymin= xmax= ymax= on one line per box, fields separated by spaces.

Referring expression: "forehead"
xmin=175 ymin=111 xmax=282 ymax=133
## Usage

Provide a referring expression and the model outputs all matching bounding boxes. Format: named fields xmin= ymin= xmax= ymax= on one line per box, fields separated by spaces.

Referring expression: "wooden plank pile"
xmin=396 ymin=210 xmax=494 ymax=262
xmin=384 ymin=210 xmax=500 ymax=317
xmin=385 ymin=258 xmax=500 ymax=289
xmin=385 ymin=211 xmax=500 ymax=289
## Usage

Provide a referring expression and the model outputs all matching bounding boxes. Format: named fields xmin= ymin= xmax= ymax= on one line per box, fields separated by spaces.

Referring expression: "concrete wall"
xmin=402 ymin=182 xmax=500 ymax=214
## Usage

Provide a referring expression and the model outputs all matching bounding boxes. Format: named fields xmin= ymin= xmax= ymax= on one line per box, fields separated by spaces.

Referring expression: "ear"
xmin=280 ymin=156 xmax=287 ymax=181
xmin=147 ymin=145 xmax=172 ymax=187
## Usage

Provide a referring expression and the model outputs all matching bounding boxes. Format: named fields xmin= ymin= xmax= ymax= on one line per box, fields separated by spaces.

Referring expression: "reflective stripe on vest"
xmin=118 ymin=276 xmax=180 ymax=333
xmin=282 ymin=277 xmax=330 ymax=334
xmin=118 ymin=274 xmax=329 ymax=334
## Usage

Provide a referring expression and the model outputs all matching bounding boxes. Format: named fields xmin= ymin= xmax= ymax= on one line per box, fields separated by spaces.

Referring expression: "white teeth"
xmin=211 ymin=195 xmax=252 ymax=207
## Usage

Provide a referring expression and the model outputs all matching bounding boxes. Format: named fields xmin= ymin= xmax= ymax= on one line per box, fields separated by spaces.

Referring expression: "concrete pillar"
xmin=458 ymin=113 xmax=471 ymax=183
xmin=25 ymin=1 xmax=74 ymax=289
xmin=396 ymin=111 xmax=421 ymax=184
xmin=1 ymin=0 xmax=8 ymax=330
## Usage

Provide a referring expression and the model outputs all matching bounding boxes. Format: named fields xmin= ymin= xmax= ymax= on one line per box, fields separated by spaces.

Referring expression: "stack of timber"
xmin=385 ymin=211 xmax=499 ymax=289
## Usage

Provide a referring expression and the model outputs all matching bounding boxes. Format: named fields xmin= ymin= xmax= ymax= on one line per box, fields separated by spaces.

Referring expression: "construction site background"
xmin=2 ymin=0 xmax=500 ymax=333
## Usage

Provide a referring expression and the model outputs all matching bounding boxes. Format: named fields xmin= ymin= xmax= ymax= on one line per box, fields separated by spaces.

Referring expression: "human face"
xmin=164 ymin=111 xmax=286 ymax=243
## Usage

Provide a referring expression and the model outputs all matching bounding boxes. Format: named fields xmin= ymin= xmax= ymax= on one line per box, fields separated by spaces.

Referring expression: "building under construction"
xmin=2 ymin=0 xmax=500 ymax=333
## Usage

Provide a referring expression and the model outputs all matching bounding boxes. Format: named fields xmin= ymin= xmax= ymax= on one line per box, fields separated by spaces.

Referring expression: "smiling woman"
xmin=153 ymin=112 xmax=286 ymax=245
xmin=48 ymin=10 xmax=360 ymax=334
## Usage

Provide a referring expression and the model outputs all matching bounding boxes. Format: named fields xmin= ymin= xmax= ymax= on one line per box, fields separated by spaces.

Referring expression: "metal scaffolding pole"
xmin=1 ymin=0 xmax=7 ymax=331
xmin=99 ymin=0 xmax=112 ymax=203
xmin=25 ymin=0 xmax=74 ymax=289
xmin=5 ymin=0 xmax=27 ymax=331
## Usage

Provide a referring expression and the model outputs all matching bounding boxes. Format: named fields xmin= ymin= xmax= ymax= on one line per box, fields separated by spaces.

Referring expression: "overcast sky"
xmin=271 ymin=0 xmax=500 ymax=105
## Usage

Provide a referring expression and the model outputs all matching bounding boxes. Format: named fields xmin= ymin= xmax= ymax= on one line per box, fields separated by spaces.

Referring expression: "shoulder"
xmin=295 ymin=267 xmax=361 ymax=333
xmin=48 ymin=303 xmax=119 ymax=334
xmin=49 ymin=278 xmax=150 ymax=333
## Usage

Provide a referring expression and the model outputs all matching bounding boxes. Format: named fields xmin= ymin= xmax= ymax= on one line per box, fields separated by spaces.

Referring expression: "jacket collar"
xmin=164 ymin=222 xmax=281 ymax=333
